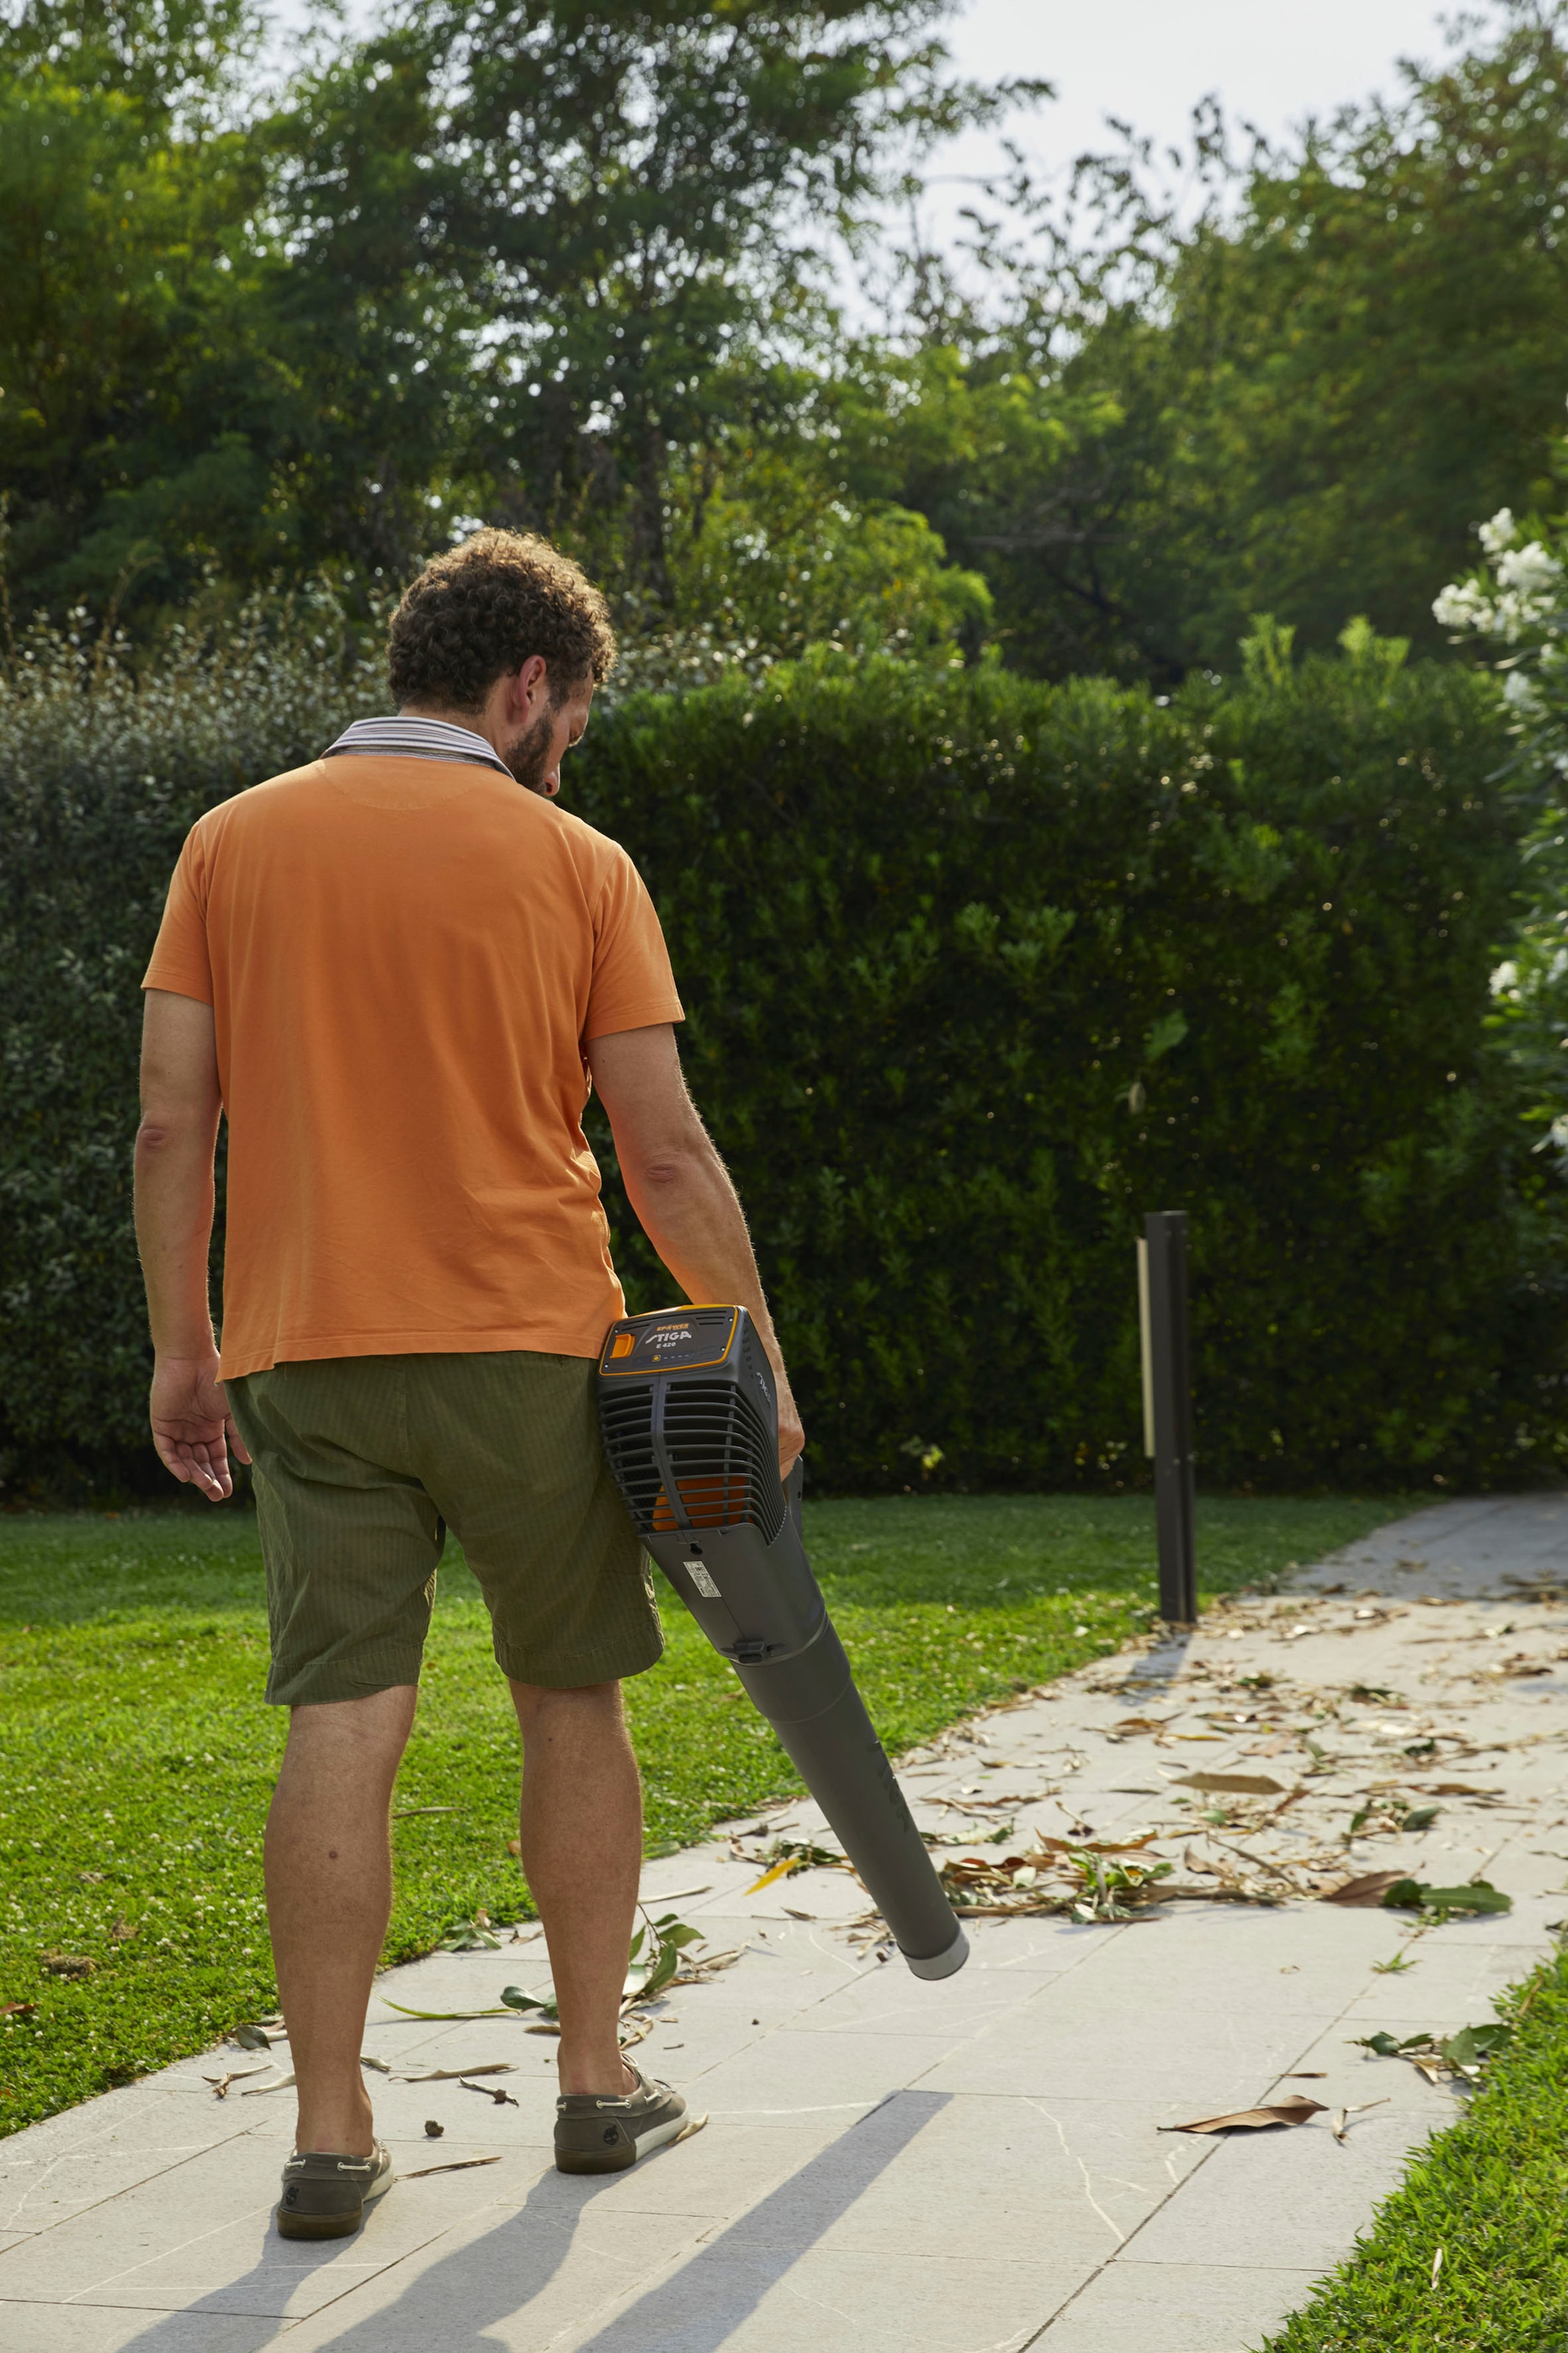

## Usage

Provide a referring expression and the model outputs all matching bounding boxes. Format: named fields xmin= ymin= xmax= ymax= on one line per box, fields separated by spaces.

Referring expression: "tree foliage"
xmin=824 ymin=2 xmax=1568 ymax=679
xmin=0 ymin=0 xmax=1023 ymax=649
xmin=7 ymin=1 xmax=1567 ymax=683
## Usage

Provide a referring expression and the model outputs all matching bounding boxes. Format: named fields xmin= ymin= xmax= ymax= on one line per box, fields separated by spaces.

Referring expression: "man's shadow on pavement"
xmin=115 ymin=2090 xmax=948 ymax=2353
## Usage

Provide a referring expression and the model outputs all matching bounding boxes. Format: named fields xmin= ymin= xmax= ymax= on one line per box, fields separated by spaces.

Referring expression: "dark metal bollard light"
xmin=1137 ymin=1212 xmax=1198 ymax=1625
xmin=597 ymin=1304 xmax=969 ymax=1980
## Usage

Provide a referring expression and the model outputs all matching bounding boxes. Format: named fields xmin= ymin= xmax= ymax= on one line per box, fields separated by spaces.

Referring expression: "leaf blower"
xmin=597 ymin=1304 xmax=969 ymax=1981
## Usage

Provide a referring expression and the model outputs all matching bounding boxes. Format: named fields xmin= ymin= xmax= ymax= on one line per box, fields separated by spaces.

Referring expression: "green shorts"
xmin=225 ymin=1352 xmax=663 ymax=1707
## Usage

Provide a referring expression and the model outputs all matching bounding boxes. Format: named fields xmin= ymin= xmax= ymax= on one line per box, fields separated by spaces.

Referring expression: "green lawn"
xmin=0 ymin=1491 xmax=1412 ymax=2138
xmin=1260 ymin=1950 xmax=1568 ymax=2352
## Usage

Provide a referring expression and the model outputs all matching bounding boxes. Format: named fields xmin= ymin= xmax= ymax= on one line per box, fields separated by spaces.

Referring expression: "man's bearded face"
xmin=504 ymin=704 xmax=557 ymax=796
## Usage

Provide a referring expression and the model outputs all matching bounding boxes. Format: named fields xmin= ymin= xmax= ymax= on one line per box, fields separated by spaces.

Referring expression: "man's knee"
xmin=285 ymin=1684 xmax=419 ymax=1763
xmin=509 ymin=1677 xmax=623 ymax=1738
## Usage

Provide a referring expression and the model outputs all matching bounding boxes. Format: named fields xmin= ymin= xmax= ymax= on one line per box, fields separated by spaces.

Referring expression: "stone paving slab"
xmin=1037 ymin=2263 xmax=1328 ymax=2353
xmin=2 ymin=1493 xmax=1567 ymax=2350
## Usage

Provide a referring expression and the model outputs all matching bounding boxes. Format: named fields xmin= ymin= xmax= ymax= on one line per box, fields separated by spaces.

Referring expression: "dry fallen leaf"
xmin=394 ymin=2063 xmax=517 ymax=2085
xmin=202 ymin=2062 xmax=273 ymax=2099
xmin=1330 ymin=2097 xmax=1390 ymax=2142
xmin=1032 ymin=1832 xmax=1161 ymax=1857
xmin=743 ymin=1857 xmax=803 ymax=1895
xmin=407 ymin=2154 xmax=502 ymax=2178
xmin=1174 ymin=1773 xmax=1286 ymax=1796
xmin=1321 ymin=1871 xmax=1410 ymax=1907
xmin=1159 ymin=2095 xmax=1325 ymax=2135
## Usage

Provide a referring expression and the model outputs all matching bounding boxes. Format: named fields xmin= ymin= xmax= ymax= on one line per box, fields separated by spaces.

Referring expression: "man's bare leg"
xmin=265 ymin=1685 xmax=418 ymax=2155
xmin=509 ymin=1679 xmax=642 ymax=2096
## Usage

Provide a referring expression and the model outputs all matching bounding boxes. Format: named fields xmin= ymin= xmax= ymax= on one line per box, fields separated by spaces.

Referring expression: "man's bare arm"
xmin=134 ymin=988 xmax=250 ymax=1499
xmin=587 ymin=1024 xmax=804 ymax=1474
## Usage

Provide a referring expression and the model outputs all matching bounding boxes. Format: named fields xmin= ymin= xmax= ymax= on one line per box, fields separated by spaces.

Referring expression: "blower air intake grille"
xmin=599 ymin=1376 xmax=784 ymax=1543
xmin=657 ymin=1380 xmax=783 ymax=1540
xmin=598 ymin=1386 xmax=660 ymax=1527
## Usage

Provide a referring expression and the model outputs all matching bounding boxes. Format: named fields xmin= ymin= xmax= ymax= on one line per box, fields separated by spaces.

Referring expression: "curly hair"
xmin=387 ymin=529 xmax=617 ymax=712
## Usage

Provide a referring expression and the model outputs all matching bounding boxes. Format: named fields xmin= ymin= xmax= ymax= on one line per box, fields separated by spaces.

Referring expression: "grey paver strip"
xmin=1035 ymin=2260 xmax=1328 ymax=2353
xmin=3 ymin=1494 xmax=1566 ymax=2350
xmin=0 ymin=2313 xmax=281 ymax=2352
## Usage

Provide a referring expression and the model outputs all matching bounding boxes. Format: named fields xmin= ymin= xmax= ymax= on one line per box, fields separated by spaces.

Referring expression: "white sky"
xmin=914 ymin=0 xmax=1485 ymax=249
xmin=944 ymin=0 xmax=1466 ymax=157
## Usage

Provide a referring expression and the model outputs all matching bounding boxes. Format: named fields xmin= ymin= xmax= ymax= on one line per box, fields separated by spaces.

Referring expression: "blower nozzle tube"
xmin=597 ymin=1305 xmax=968 ymax=1980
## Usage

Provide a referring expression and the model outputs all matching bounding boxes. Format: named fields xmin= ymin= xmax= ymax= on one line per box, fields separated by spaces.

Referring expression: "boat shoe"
xmin=276 ymin=2141 xmax=395 ymax=2240
xmin=554 ymin=2066 xmax=688 ymax=2175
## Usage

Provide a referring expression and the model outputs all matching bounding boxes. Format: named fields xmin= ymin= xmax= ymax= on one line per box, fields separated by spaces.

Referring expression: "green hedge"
xmin=2 ymin=625 xmax=1561 ymax=1495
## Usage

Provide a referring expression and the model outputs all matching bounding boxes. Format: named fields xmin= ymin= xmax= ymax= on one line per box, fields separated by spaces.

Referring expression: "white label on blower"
xmin=685 ymin=1562 xmax=720 ymax=1598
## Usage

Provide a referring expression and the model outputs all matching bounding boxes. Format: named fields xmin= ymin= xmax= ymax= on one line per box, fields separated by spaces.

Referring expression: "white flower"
xmin=1495 ymin=587 xmax=1556 ymax=642
xmin=1479 ymin=507 xmax=1519 ymax=557
xmin=1432 ymin=579 xmax=1494 ymax=632
xmin=1497 ymin=540 xmax=1561 ymax=596
xmin=1490 ymin=960 xmax=1519 ymax=995
xmin=1503 ymin=667 xmax=1544 ymax=715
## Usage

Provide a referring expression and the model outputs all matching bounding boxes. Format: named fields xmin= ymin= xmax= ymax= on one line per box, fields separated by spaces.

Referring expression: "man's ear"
xmin=513 ymin=654 xmax=550 ymax=715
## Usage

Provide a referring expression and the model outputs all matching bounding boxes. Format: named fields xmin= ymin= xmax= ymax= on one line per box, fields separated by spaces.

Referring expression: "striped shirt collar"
xmin=322 ymin=714 xmax=513 ymax=780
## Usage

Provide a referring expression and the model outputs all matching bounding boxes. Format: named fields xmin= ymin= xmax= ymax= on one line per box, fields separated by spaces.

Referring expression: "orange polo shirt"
xmin=143 ymin=751 xmax=683 ymax=1376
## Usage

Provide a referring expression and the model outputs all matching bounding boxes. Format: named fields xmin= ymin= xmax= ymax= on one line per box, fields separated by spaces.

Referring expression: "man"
xmin=135 ymin=528 xmax=803 ymax=2240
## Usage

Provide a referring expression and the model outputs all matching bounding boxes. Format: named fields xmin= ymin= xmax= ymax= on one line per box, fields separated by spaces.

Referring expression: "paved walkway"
xmin=4 ymin=1496 xmax=1568 ymax=2352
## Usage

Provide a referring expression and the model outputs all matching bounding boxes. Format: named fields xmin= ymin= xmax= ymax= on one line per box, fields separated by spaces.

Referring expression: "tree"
xmin=0 ymin=0 xmax=262 ymax=122
xmin=845 ymin=3 xmax=1568 ymax=681
xmin=0 ymin=63 xmax=289 ymax=607
xmin=0 ymin=1 xmax=1029 ymax=638
xmin=1144 ymin=1 xmax=1568 ymax=667
xmin=0 ymin=2 xmax=308 ymax=608
xmin=305 ymin=0 xmax=1028 ymax=604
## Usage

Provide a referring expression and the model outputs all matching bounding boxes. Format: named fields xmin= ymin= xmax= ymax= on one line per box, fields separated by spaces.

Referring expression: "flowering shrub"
xmin=1433 ymin=505 xmax=1568 ymax=1155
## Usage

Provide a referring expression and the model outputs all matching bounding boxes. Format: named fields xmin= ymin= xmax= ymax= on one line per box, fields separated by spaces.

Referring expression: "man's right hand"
xmin=773 ymin=1366 xmax=806 ymax=1480
xmin=149 ymin=1352 xmax=251 ymax=1501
